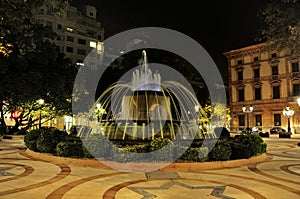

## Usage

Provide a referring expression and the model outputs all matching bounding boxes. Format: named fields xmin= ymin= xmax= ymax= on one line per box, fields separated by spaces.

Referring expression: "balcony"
xmin=271 ymin=75 xmax=278 ymax=80
xmin=291 ymin=72 xmax=300 ymax=79
xmin=253 ymin=77 xmax=260 ymax=82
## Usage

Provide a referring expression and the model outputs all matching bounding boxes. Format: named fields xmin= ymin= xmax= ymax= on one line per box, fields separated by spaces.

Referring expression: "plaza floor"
xmin=0 ymin=135 xmax=299 ymax=198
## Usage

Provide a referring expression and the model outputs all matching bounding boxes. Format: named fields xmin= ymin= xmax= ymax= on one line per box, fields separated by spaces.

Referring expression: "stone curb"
xmin=25 ymin=149 xmax=268 ymax=172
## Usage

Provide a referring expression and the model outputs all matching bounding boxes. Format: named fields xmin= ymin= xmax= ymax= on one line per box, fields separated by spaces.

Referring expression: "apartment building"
xmin=224 ymin=43 xmax=300 ymax=134
xmin=34 ymin=2 xmax=105 ymax=65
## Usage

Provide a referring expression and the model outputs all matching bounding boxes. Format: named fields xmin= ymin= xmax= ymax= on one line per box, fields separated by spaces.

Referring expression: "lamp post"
xmin=242 ymin=105 xmax=253 ymax=130
xmin=37 ymin=99 xmax=44 ymax=128
xmin=283 ymin=106 xmax=294 ymax=133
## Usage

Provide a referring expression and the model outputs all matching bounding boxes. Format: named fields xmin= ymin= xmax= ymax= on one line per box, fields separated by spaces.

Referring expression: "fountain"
xmin=78 ymin=50 xmax=210 ymax=141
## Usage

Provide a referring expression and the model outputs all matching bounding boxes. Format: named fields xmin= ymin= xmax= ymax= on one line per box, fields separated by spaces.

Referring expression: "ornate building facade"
xmin=224 ymin=43 xmax=300 ymax=134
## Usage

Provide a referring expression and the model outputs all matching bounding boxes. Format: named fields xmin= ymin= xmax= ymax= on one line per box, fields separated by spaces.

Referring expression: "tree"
xmin=0 ymin=0 xmax=76 ymax=133
xmin=258 ymin=0 xmax=300 ymax=54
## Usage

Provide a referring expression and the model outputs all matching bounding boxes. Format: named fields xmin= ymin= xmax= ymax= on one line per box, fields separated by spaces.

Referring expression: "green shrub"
xmin=230 ymin=142 xmax=252 ymax=159
xmin=56 ymin=141 xmax=84 ymax=157
xmin=36 ymin=128 xmax=67 ymax=154
xmin=231 ymin=134 xmax=266 ymax=159
xmin=24 ymin=129 xmax=42 ymax=151
xmin=82 ymin=134 xmax=110 ymax=158
xmin=208 ymin=140 xmax=232 ymax=161
xmin=150 ymin=138 xmax=174 ymax=161
xmin=177 ymin=146 xmax=209 ymax=162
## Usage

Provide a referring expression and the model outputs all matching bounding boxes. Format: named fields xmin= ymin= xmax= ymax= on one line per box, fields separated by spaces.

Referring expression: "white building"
xmin=34 ymin=2 xmax=105 ymax=65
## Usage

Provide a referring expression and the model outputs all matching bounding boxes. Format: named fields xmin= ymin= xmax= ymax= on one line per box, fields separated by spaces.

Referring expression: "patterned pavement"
xmin=0 ymin=136 xmax=299 ymax=198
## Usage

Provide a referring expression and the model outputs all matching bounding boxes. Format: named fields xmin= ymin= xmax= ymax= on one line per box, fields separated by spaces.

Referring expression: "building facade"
xmin=34 ymin=2 xmax=105 ymax=65
xmin=224 ymin=43 xmax=300 ymax=134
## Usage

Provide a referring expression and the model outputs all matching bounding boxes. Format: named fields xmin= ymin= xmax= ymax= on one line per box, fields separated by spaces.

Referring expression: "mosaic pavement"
xmin=0 ymin=136 xmax=299 ymax=198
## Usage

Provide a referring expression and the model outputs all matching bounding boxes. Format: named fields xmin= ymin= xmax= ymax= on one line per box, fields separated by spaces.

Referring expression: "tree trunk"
xmin=0 ymin=101 xmax=7 ymax=135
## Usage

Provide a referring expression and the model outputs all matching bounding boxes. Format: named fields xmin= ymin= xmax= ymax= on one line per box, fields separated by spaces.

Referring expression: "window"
xmin=292 ymin=62 xmax=299 ymax=72
xmin=293 ymin=84 xmax=300 ymax=96
xmin=273 ymin=86 xmax=280 ymax=99
xmin=87 ymin=30 xmax=96 ymax=36
xmin=237 ymin=60 xmax=243 ymax=65
xmin=46 ymin=21 xmax=52 ymax=29
xmin=271 ymin=53 xmax=277 ymax=58
xmin=56 ymin=35 xmax=61 ymax=41
xmin=255 ymin=115 xmax=262 ymax=126
xmin=66 ymin=46 xmax=73 ymax=53
xmin=67 ymin=36 xmax=74 ymax=42
xmin=272 ymin=65 xmax=278 ymax=75
xmin=238 ymin=89 xmax=244 ymax=102
xmin=57 ymin=24 xmax=62 ymax=31
xmin=238 ymin=71 xmax=243 ymax=80
xmin=98 ymin=35 xmax=102 ymax=41
xmin=90 ymin=12 xmax=94 ymax=17
xmin=77 ymin=49 xmax=85 ymax=55
xmin=239 ymin=115 xmax=245 ymax=126
xmin=254 ymin=68 xmax=260 ymax=78
xmin=274 ymin=114 xmax=281 ymax=126
xmin=90 ymin=41 xmax=97 ymax=48
xmin=66 ymin=27 xmax=73 ymax=32
xmin=78 ymin=38 xmax=86 ymax=45
xmin=254 ymin=56 xmax=259 ymax=62
xmin=255 ymin=88 xmax=261 ymax=100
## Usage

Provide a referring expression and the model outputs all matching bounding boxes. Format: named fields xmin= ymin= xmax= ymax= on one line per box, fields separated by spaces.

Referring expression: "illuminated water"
xmin=79 ymin=50 xmax=213 ymax=140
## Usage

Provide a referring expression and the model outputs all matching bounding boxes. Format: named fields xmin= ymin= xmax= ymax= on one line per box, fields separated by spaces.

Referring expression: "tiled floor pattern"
xmin=0 ymin=137 xmax=299 ymax=198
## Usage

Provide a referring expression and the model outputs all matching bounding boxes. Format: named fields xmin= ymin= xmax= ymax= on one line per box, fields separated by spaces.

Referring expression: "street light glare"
xmin=38 ymin=99 xmax=44 ymax=105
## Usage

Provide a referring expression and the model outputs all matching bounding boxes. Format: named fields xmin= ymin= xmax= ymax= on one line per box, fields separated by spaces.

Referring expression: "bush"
xmin=177 ymin=146 xmax=209 ymax=162
xmin=259 ymin=132 xmax=270 ymax=138
xmin=150 ymin=138 xmax=174 ymax=161
xmin=230 ymin=134 xmax=266 ymax=159
xmin=36 ymin=128 xmax=67 ymax=154
xmin=24 ymin=129 xmax=42 ymax=151
xmin=81 ymin=134 xmax=110 ymax=158
xmin=56 ymin=141 xmax=84 ymax=157
xmin=214 ymin=127 xmax=230 ymax=140
xmin=111 ymin=144 xmax=150 ymax=162
xmin=208 ymin=140 xmax=232 ymax=161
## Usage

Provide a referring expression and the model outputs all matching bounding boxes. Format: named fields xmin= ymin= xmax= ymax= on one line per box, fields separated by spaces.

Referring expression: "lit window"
xmin=97 ymin=42 xmax=104 ymax=52
xmin=66 ymin=27 xmax=73 ymax=32
xmin=89 ymin=41 xmax=97 ymax=48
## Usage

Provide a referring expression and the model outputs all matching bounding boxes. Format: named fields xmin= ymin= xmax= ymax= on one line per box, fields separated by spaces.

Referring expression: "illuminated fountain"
xmin=80 ymin=50 xmax=210 ymax=140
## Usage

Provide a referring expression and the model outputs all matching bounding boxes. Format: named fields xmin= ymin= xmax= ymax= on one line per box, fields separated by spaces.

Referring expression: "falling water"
xmin=77 ymin=50 xmax=212 ymax=140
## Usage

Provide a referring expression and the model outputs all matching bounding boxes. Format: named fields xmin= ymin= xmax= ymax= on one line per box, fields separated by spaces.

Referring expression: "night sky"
xmin=71 ymin=0 xmax=270 ymax=74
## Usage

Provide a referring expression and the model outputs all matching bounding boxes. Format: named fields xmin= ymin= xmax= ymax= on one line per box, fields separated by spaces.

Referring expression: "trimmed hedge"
xmin=56 ymin=141 xmax=84 ymax=157
xmin=24 ymin=130 xmax=267 ymax=162
xmin=24 ymin=129 xmax=42 ymax=151
xmin=81 ymin=134 xmax=111 ymax=158
xmin=36 ymin=128 xmax=67 ymax=153
xmin=208 ymin=140 xmax=232 ymax=161
xmin=230 ymin=134 xmax=266 ymax=159
xmin=177 ymin=146 xmax=209 ymax=162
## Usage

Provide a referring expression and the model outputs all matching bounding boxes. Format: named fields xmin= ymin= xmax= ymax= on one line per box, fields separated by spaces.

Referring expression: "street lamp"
xmin=282 ymin=106 xmax=294 ymax=133
xmin=37 ymin=99 xmax=44 ymax=128
xmin=242 ymin=105 xmax=253 ymax=130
